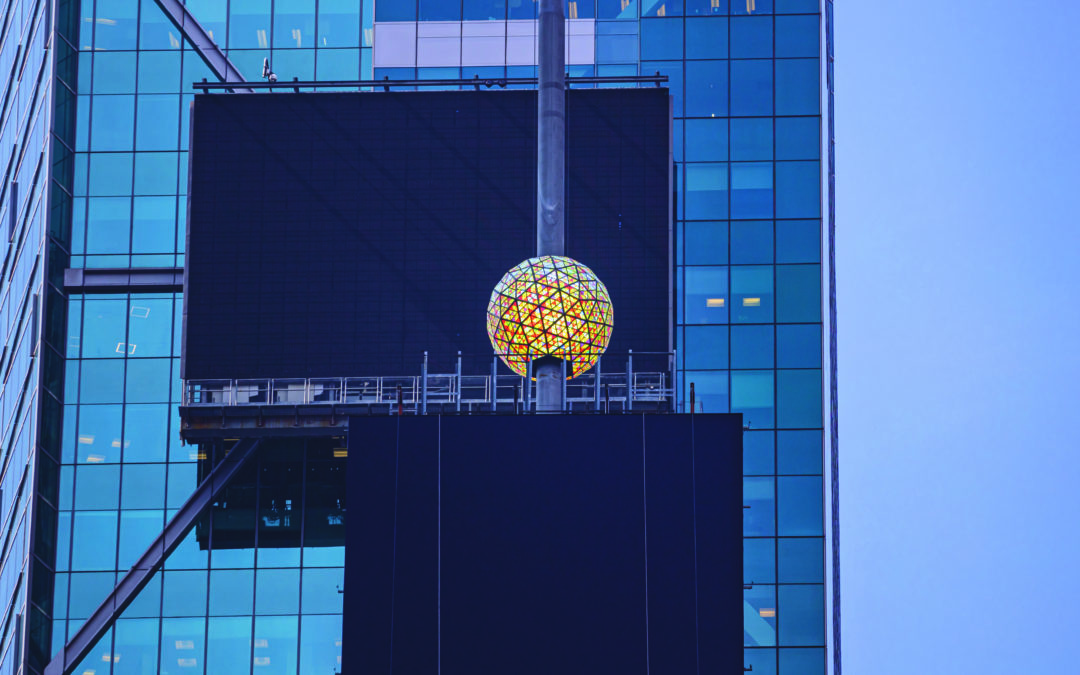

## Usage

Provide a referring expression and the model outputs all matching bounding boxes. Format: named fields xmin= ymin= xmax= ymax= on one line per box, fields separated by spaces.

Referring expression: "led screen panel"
xmin=346 ymin=414 xmax=743 ymax=674
xmin=184 ymin=88 xmax=671 ymax=379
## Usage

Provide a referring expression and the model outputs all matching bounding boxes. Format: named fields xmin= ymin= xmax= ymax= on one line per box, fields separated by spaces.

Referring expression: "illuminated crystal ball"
xmin=486 ymin=255 xmax=614 ymax=378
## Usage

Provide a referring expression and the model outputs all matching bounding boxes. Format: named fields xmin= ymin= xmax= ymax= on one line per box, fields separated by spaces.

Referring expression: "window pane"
xmin=80 ymin=362 xmax=126 ymax=404
xmin=776 ymin=58 xmax=819 ymax=115
xmin=777 ymin=537 xmax=823 ymax=583
xmin=744 ymin=477 xmax=774 ymax=536
xmin=775 ymin=219 xmax=819 ymax=263
xmin=163 ymin=570 xmax=209 ymax=617
xmin=114 ymin=617 xmax=160 ymax=675
xmin=775 ymin=117 xmax=819 ymax=160
xmin=94 ymin=0 xmax=139 ymax=49
xmin=685 ymin=60 xmax=727 ymax=116
xmin=685 ymin=17 xmax=726 ymax=58
xmin=777 ymin=585 xmax=825 ymax=646
xmin=136 ymin=95 xmax=181 ymax=151
xmin=119 ymin=510 xmax=165 ymax=569
xmin=744 ymin=583 xmax=777 ymax=646
xmin=731 ymin=118 xmax=772 ymax=161
xmin=210 ymin=569 xmax=256 ymax=616
xmin=685 ymin=163 xmax=728 ymax=219
xmin=75 ymin=464 xmax=120 ymax=510
xmin=316 ymin=48 xmax=360 ymax=80
xmin=641 ymin=19 xmax=683 ymax=60
xmin=254 ymin=616 xmax=299 ymax=674
xmin=777 ymin=429 xmax=821 ymax=474
xmin=71 ymin=511 xmax=118 ymax=570
xmin=302 ymin=567 xmax=345 ymax=614
xmin=88 ymin=153 xmax=134 ymax=195
xmin=744 ymin=537 xmax=775 ymax=585
xmin=684 ymin=325 xmax=728 ymax=369
xmin=776 ymin=324 xmax=820 ymax=368
xmin=319 ymin=0 xmax=361 ymax=46
xmin=684 ymin=370 xmax=727 ymax=413
xmin=274 ymin=0 xmax=316 ymax=48
xmin=777 ymin=476 xmax=822 ymax=536
xmin=776 ymin=161 xmax=820 ymax=218
xmin=125 ymin=358 xmax=173 ymax=403
xmin=300 ymin=615 xmax=343 ymax=674
xmin=684 ymin=266 xmax=727 ymax=324
xmin=121 ymin=464 xmax=167 ymax=509
xmin=780 ymin=648 xmax=826 ymax=674
xmin=162 ymin=618 xmax=206 ymax=675
xmin=207 ymin=617 xmax=253 ymax=674
xmin=775 ymin=15 xmax=818 ymax=57
xmin=124 ymin=404 xmax=170 ymax=462
xmin=134 ymin=153 xmax=179 ymax=195
xmin=91 ymin=97 xmax=136 ymax=151
xmin=684 ymin=221 xmax=727 ymax=265
xmin=731 ymin=59 xmax=772 ymax=116
xmin=730 ymin=16 xmax=771 ymax=58
xmin=743 ymin=429 xmax=774 ymax=476
xmin=93 ymin=52 xmax=137 ymax=94
xmin=732 ymin=370 xmax=773 ymax=428
xmin=777 ymin=369 xmax=821 ymax=429
xmin=731 ymin=265 xmax=773 ymax=323
xmin=731 ymin=220 xmax=772 ymax=263
xmin=776 ymin=264 xmax=820 ymax=323
xmin=731 ymin=324 xmax=773 ymax=369
xmin=685 ymin=118 xmax=728 ymax=162
xmin=376 ymin=0 xmax=417 ymax=20
xmin=256 ymin=568 xmax=300 ymax=615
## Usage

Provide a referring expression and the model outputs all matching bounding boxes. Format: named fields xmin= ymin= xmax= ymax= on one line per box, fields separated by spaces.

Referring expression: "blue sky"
xmin=838 ymin=1 xmax=1080 ymax=672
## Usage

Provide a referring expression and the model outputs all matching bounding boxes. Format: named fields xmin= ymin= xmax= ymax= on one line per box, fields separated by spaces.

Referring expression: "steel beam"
xmin=44 ymin=439 xmax=261 ymax=675
xmin=152 ymin=0 xmax=252 ymax=92
xmin=63 ymin=267 xmax=184 ymax=293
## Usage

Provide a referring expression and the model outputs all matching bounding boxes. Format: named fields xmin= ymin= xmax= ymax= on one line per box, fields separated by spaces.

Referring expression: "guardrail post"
xmin=594 ymin=359 xmax=601 ymax=411
xmin=671 ymin=348 xmax=678 ymax=413
xmin=455 ymin=351 xmax=462 ymax=412
xmin=525 ymin=360 xmax=533 ymax=412
xmin=421 ymin=352 xmax=428 ymax=415
xmin=626 ymin=350 xmax=633 ymax=411
xmin=491 ymin=356 xmax=498 ymax=411
xmin=561 ymin=358 xmax=567 ymax=411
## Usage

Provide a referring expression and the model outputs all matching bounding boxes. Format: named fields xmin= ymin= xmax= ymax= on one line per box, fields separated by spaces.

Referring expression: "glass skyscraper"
xmin=1 ymin=0 xmax=837 ymax=673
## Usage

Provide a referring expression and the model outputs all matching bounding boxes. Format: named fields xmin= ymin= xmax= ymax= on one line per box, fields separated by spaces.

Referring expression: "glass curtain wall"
xmin=50 ymin=1 xmax=829 ymax=674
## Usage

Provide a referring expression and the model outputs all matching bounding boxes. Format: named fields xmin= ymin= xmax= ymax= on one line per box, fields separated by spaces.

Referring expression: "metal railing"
xmin=183 ymin=351 xmax=678 ymax=413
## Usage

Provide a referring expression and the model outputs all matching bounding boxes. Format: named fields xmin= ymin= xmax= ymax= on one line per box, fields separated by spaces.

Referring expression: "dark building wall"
xmin=346 ymin=413 xmax=743 ymax=675
xmin=184 ymin=88 xmax=671 ymax=379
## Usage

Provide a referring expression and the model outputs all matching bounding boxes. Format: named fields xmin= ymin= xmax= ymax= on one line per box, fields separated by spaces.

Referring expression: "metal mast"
xmin=535 ymin=0 xmax=567 ymax=412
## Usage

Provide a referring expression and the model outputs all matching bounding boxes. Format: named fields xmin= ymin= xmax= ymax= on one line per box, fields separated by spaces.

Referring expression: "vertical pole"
xmin=594 ymin=358 xmax=602 ymax=411
xmin=455 ymin=351 xmax=462 ymax=412
xmin=491 ymin=356 xmax=498 ymax=411
xmin=561 ymin=358 xmax=568 ymax=411
xmin=525 ymin=360 xmax=533 ymax=412
xmin=421 ymin=351 xmax=428 ymax=415
xmin=671 ymin=348 xmax=678 ymax=413
xmin=626 ymin=349 xmax=633 ymax=411
xmin=535 ymin=0 xmax=566 ymax=413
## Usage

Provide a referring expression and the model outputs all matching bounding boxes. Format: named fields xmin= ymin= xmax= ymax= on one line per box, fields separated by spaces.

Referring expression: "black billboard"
xmin=346 ymin=414 xmax=743 ymax=674
xmin=184 ymin=88 xmax=671 ymax=379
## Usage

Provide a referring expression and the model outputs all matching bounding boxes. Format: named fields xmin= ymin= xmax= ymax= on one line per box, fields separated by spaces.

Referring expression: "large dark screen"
xmin=346 ymin=414 xmax=743 ymax=675
xmin=184 ymin=89 xmax=671 ymax=379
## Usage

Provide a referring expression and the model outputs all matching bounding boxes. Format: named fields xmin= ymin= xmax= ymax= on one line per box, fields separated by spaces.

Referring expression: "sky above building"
xmin=838 ymin=1 xmax=1080 ymax=672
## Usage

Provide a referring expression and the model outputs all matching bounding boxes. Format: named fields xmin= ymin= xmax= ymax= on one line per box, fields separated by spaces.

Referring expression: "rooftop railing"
xmin=183 ymin=351 xmax=678 ymax=414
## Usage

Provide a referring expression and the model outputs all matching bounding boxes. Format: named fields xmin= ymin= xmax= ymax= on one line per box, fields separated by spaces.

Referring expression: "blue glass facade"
xmin=4 ymin=0 xmax=836 ymax=673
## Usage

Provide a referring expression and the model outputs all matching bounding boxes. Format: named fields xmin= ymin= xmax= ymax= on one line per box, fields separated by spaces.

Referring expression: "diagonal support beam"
xmin=152 ymin=0 xmax=252 ymax=92
xmin=44 ymin=439 xmax=262 ymax=675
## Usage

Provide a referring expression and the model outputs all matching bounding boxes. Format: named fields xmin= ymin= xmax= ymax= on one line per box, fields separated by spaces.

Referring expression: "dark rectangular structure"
xmin=184 ymin=89 xmax=671 ymax=379
xmin=346 ymin=414 xmax=742 ymax=674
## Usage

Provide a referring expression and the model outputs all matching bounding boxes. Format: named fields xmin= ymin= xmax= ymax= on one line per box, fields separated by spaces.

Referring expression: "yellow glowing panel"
xmin=742 ymin=297 xmax=761 ymax=307
xmin=706 ymin=298 xmax=725 ymax=307
xmin=486 ymin=256 xmax=614 ymax=379
xmin=759 ymin=608 xmax=776 ymax=618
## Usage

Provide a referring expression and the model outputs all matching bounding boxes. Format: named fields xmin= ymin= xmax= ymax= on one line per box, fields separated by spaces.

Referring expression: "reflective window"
xmin=685 ymin=325 xmax=728 ymax=369
xmin=780 ymin=648 xmax=826 ymax=674
xmin=319 ymin=0 xmax=361 ymax=47
xmin=684 ymin=370 xmax=727 ymax=413
xmin=93 ymin=53 xmax=137 ymax=95
xmin=641 ymin=19 xmax=683 ymax=60
xmin=775 ymin=161 xmax=820 ymax=218
xmin=114 ymin=617 xmax=160 ymax=674
xmin=743 ymin=429 xmax=775 ymax=476
xmin=685 ymin=18 xmax=727 ymax=58
xmin=685 ymin=163 xmax=728 ymax=219
xmin=775 ymin=219 xmax=819 ymax=263
xmin=732 ymin=370 xmax=773 ymax=428
xmin=731 ymin=324 xmax=773 ymax=369
xmin=91 ymin=97 xmax=136 ymax=151
xmin=731 ymin=16 xmax=772 ymax=58
xmin=161 ymin=618 xmax=206 ymax=674
xmin=731 ymin=59 xmax=772 ymax=116
xmin=376 ymin=0 xmax=418 ymax=21
xmin=777 ymin=430 xmax=821 ymax=474
xmin=684 ymin=266 xmax=727 ymax=324
xmin=207 ymin=617 xmax=253 ymax=673
xmin=684 ymin=221 xmax=727 ymax=265
xmin=685 ymin=60 xmax=727 ymax=117
xmin=776 ymin=264 xmax=820 ymax=322
xmin=274 ymin=0 xmax=316 ymax=48
xmin=776 ymin=369 xmax=821 ymax=428
xmin=642 ymin=0 xmax=682 ymax=17
xmin=776 ymin=324 xmax=819 ymax=368
xmin=775 ymin=58 xmax=819 ymax=115
xmin=135 ymin=96 xmax=181 ymax=150
xmin=731 ymin=118 xmax=773 ymax=160
xmin=685 ymin=118 xmax=728 ymax=162
xmin=229 ymin=0 xmax=273 ymax=49
xmin=744 ymin=537 xmax=776 ymax=585
xmin=777 ymin=585 xmax=824 ymax=645
xmin=94 ymin=0 xmax=139 ymax=50
xmin=778 ymin=537 xmax=823 ymax=583
xmin=731 ymin=220 xmax=773 ymax=263
xmin=744 ymin=477 xmax=775 ymax=537
xmin=731 ymin=265 xmax=773 ymax=323
xmin=464 ymin=0 xmax=507 ymax=20
xmin=775 ymin=15 xmax=819 ymax=58
xmin=744 ymin=583 xmax=777 ymax=646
